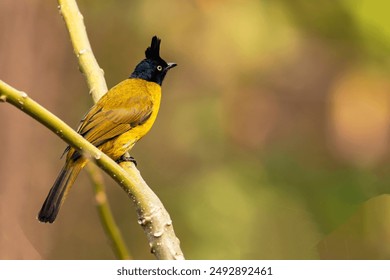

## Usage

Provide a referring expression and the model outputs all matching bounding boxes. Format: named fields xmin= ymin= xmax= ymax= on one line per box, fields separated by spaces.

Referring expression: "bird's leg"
xmin=116 ymin=153 xmax=137 ymax=166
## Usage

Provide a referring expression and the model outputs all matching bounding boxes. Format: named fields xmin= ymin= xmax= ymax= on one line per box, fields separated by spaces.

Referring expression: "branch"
xmin=58 ymin=0 xmax=107 ymax=102
xmin=57 ymin=0 xmax=127 ymax=259
xmin=87 ymin=164 xmax=132 ymax=260
xmin=0 ymin=81 xmax=184 ymax=259
xmin=58 ymin=0 xmax=184 ymax=259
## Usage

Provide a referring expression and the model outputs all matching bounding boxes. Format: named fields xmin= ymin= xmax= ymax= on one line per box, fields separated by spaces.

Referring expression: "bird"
xmin=38 ymin=36 xmax=176 ymax=223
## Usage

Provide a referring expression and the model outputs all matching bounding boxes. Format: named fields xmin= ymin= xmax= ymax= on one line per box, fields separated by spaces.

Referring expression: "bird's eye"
xmin=157 ymin=65 xmax=163 ymax=71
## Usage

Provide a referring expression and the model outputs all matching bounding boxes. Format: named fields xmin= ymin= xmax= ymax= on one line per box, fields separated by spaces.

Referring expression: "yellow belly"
xmin=99 ymin=115 xmax=156 ymax=159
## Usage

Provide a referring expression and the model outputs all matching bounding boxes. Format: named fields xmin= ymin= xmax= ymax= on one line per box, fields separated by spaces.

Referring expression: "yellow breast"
xmin=98 ymin=79 xmax=162 ymax=159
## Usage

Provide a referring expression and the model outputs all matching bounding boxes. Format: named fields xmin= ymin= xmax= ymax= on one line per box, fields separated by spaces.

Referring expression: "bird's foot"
xmin=116 ymin=154 xmax=137 ymax=166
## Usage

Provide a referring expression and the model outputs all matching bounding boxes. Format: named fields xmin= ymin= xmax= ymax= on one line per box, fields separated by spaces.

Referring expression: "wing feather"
xmin=76 ymin=81 xmax=154 ymax=147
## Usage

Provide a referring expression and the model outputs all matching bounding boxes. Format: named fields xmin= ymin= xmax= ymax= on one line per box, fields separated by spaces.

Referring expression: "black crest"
xmin=130 ymin=35 xmax=176 ymax=85
xmin=145 ymin=36 xmax=161 ymax=60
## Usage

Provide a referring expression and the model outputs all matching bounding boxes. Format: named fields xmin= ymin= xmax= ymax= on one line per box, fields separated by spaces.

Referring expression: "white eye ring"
xmin=157 ymin=65 xmax=163 ymax=71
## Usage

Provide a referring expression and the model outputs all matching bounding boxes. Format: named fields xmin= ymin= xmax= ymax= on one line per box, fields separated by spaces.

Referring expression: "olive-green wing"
xmin=77 ymin=95 xmax=153 ymax=147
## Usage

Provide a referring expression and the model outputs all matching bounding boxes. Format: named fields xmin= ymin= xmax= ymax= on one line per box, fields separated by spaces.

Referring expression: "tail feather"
xmin=38 ymin=161 xmax=83 ymax=223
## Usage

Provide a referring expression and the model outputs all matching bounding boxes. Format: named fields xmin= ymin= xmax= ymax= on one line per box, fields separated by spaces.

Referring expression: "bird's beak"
xmin=166 ymin=62 xmax=177 ymax=71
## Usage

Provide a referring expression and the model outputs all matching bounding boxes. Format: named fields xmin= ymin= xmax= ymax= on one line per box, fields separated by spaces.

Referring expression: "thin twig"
xmin=57 ymin=0 xmax=107 ymax=102
xmin=87 ymin=164 xmax=132 ymax=260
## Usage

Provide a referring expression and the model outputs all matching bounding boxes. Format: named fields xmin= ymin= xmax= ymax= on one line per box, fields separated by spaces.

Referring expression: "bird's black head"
xmin=130 ymin=36 xmax=177 ymax=86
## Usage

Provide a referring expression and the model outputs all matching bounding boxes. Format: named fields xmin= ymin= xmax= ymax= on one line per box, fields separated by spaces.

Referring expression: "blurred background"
xmin=1 ymin=0 xmax=390 ymax=259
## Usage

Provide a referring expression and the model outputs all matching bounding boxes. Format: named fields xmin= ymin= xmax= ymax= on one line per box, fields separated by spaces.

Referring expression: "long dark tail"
xmin=38 ymin=160 xmax=83 ymax=223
